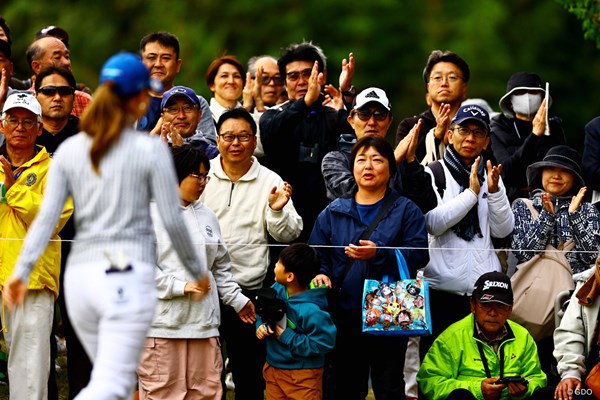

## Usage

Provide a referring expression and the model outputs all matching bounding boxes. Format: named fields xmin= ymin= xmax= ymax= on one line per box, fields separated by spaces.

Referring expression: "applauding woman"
xmin=512 ymin=145 xmax=600 ymax=275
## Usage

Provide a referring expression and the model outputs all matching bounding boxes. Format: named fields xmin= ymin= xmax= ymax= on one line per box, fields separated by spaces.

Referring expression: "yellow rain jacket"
xmin=0 ymin=146 xmax=73 ymax=297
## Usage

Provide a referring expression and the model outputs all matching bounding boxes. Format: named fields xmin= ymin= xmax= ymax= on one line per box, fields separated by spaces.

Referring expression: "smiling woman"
xmin=205 ymin=55 xmax=246 ymax=122
xmin=512 ymin=145 xmax=600 ymax=275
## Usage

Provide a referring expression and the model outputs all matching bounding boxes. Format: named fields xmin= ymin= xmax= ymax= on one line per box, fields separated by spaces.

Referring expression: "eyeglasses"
xmin=258 ymin=75 xmax=284 ymax=86
xmin=2 ymin=117 xmax=38 ymax=130
xmin=164 ymin=104 xmax=198 ymax=115
xmin=37 ymin=85 xmax=75 ymax=96
xmin=429 ymin=74 xmax=463 ymax=85
xmin=189 ymin=173 xmax=210 ymax=184
xmin=354 ymin=109 xmax=390 ymax=121
xmin=286 ymin=68 xmax=312 ymax=82
xmin=477 ymin=302 xmax=511 ymax=314
xmin=218 ymin=132 xmax=253 ymax=142
xmin=453 ymin=126 xmax=488 ymax=139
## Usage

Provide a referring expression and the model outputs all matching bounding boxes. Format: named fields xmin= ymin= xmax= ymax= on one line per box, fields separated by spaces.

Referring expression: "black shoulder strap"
xmin=429 ymin=160 xmax=446 ymax=198
xmin=334 ymin=194 xmax=400 ymax=291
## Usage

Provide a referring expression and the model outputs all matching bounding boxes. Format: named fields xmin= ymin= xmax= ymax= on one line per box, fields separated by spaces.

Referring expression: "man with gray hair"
xmin=0 ymin=91 xmax=73 ymax=399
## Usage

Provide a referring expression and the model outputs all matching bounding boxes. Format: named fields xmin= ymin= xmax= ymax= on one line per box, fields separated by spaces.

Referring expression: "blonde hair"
xmin=80 ymin=83 xmax=127 ymax=174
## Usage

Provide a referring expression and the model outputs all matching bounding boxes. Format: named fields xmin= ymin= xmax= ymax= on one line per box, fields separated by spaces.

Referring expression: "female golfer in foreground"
xmin=3 ymin=52 xmax=210 ymax=399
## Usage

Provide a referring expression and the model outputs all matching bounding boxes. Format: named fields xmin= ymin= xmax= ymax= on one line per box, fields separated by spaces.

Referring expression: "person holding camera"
xmin=256 ymin=243 xmax=336 ymax=400
xmin=417 ymin=271 xmax=552 ymax=399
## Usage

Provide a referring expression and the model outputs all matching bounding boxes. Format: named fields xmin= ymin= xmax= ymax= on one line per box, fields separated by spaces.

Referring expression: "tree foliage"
xmin=556 ymin=0 xmax=600 ymax=48
xmin=2 ymin=0 xmax=600 ymax=150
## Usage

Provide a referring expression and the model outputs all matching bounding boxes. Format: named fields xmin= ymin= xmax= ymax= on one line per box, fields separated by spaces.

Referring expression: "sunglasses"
xmin=38 ymin=85 xmax=75 ymax=97
xmin=286 ymin=68 xmax=312 ymax=82
xmin=354 ymin=109 xmax=390 ymax=121
xmin=258 ymin=75 xmax=284 ymax=86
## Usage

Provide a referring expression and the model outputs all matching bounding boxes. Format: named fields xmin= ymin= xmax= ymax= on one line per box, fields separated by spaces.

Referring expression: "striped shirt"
xmin=14 ymin=128 xmax=207 ymax=281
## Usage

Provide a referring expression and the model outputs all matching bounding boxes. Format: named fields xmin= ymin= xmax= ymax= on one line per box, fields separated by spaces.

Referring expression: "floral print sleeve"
xmin=511 ymin=198 xmax=555 ymax=263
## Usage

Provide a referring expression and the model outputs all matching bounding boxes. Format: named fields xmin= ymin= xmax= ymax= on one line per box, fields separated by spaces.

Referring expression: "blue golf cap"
xmin=99 ymin=52 xmax=162 ymax=98
xmin=161 ymin=86 xmax=200 ymax=110
xmin=451 ymin=104 xmax=490 ymax=131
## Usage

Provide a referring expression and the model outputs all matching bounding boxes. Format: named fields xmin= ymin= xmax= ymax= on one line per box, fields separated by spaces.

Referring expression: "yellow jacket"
xmin=0 ymin=146 xmax=73 ymax=297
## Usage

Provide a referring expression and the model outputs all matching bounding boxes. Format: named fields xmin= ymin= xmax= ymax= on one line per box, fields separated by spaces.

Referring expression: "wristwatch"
xmin=342 ymin=85 xmax=356 ymax=97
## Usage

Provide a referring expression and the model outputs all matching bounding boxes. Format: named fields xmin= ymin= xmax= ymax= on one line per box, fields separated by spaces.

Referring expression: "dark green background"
xmin=3 ymin=0 xmax=599 ymax=150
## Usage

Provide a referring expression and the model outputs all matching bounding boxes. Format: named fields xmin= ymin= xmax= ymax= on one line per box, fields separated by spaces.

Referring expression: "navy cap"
xmin=99 ymin=52 xmax=162 ymax=98
xmin=451 ymin=104 xmax=490 ymax=131
xmin=161 ymin=86 xmax=200 ymax=110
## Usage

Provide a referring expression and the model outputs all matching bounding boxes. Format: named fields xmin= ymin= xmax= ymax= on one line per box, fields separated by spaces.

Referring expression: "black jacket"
xmin=490 ymin=113 xmax=566 ymax=202
xmin=260 ymin=98 xmax=353 ymax=240
xmin=395 ymin=109 xmax=437 ymax=163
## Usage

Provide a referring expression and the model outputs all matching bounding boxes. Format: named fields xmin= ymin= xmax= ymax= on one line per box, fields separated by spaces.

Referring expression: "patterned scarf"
xmin=443 ymin=144 xmax=485 ymax=241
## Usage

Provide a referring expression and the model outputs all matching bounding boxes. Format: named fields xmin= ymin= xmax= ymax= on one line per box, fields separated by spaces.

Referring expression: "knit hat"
xmin=526 ymin=145 xmax=585 ymax=190
xmin=99 ymin=52 xmax=162 ymax=98
xmin=472 ymin=272 xmax=513 ymax=306
xmin=499 ymin=72 xmax=552 ymax=117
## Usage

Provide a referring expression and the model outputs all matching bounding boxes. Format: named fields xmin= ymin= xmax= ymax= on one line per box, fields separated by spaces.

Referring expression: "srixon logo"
xmin=483 ymin=279 xmax=508 ymax=291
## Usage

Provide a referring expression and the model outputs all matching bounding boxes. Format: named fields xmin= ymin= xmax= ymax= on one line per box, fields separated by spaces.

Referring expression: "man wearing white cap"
xmin=321 ymin=87 xmax=436 ymax=213
xmin=0 ymin=91 xmax=73 ymax=399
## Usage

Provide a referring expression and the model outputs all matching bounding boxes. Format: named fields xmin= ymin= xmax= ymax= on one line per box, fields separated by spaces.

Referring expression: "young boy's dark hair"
xmin=278 ymin=243 xmax=319 ymax=287
xmin=170 ymin=144 xmax=209 ymax=184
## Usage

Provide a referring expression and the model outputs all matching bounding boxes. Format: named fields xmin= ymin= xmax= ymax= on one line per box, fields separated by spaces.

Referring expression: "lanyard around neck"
xmin=477 ymin=340 xmax=505 ymax=379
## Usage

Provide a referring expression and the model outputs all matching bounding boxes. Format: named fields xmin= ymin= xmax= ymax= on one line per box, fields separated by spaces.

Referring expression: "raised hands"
xmin=486 ymin=160 xmax=502 ymax=194
xmin=151 ymin=119 xmax=183 ymax=147
xmin=0 ymin=68 xmax=9 ymax=110
xmin=268 ymin=181 xmax=293 ymax=211
xmin=541 ymin=192 xmax=555 ymax=214
xmin=304 ymin=61 xmax=324 ymax=107
xmin=0 ymin=155 xmax=15 ymax=190
xmin=242 ymin=71 xmax=255 ymax=112
xmin=469 ymin=156 xmax=482 ymax=195
xmin=339 ymin=52 xmax=355 ymax=93
xmin=568 ymin=186 xmax=587 ymax=213
xmin=434 ymin=103 xmax=451 ymax=142
xmin=395 ymin=119 xmax=421 ymax=164
xmin=532 ymin=98 xmax=548 ymax=137
xmin=323 ymin=84 xmax=344 ymax=110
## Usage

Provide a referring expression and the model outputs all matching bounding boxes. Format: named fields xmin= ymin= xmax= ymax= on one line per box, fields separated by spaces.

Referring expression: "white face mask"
xmin=510 ymin=92 xmax=543 ymax=117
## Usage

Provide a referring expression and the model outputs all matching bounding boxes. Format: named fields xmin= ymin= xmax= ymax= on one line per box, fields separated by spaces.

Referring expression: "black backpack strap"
xmin=428 ymin=160 xmax=446 ymax=198
xmin=334 ymin=193 xmax=400 ymax=291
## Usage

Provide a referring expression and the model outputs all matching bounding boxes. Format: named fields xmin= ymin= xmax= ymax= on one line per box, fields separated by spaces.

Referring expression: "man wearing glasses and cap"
xmin=321 ymin=86 xmax=436 ymax=213
xmin=0 ymin=91 xmax=73 ymax=399
xmin=154 ymin=85 xmax=218 ymax=158
xmin=418 ymin=271 xmax=551 ymax=400
xmin=421 ymin=104 xmax=514 ymax=355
